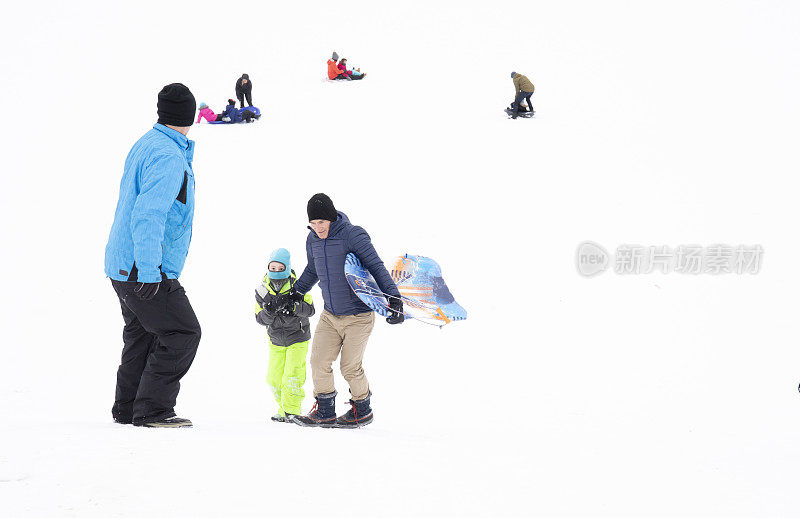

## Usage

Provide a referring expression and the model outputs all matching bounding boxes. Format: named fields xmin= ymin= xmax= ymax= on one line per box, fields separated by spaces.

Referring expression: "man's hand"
xmin=134 ymin=282 xmax=160 ymax=301
xmin=287 ymin=288 xmax=305 ymax=304
xmin=386 ymin=297 xmax=405 ymax=325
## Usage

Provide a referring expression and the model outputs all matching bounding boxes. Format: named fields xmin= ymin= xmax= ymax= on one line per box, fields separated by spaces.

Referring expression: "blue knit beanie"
xmin=198 ymin=102 xmax=208 ymax=110
xmin=267 ymin=248 xmax=291 ymax=279
xmin=510 ymin=71 xmax=516 ymax=78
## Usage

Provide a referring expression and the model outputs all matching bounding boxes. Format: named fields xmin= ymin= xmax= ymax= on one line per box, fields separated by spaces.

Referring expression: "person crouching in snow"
xmin=338 ymin=58 xmax=365 ymax=80
xmin=255 ymin=248 xmax=315 ymax=422
xmin=196 ymin=102 xmax=222 ymax=123
xmin=510 ymin=71 xmax=535 ymax=119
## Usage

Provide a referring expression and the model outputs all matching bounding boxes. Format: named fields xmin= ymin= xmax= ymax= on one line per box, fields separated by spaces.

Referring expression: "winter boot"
xmin=334 ymin=395 xmax=374 ymax=428
xmin=136 ymin=416 xmax=193 ymax=428
xmin=291 ymin=391 xmax=337 ymax=428
xmin=271 ymin=412 xmax=296 ymax=423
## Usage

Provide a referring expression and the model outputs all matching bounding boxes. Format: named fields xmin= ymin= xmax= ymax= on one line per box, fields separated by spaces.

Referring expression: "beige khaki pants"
xmin=310 ymin=310 xmax=375 ymax=400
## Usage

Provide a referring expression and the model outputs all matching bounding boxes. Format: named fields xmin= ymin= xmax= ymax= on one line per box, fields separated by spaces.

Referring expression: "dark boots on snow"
xmin=291 ymin=391 xmax=337 ymax=427
xmin=335 ymin=395 xmax=374 ymax=428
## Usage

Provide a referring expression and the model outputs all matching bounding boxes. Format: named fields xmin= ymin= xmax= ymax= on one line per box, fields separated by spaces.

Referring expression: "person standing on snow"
xmin=510 ymin=71 xmax=535 ymax=119
xmin=104 ymin=83 xmax=201 ymax=428
xmin=289 ymin=193 xmax=405 ymax=428
xmin=235 ymin=73 xmax=253 ymax=108
xmin=254 ymin=248 xmax=315 ymax=422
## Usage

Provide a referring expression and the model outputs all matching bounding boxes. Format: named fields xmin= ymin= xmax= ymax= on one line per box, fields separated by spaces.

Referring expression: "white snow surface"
xmin=2 ymin=0 xmax=800 ymax=516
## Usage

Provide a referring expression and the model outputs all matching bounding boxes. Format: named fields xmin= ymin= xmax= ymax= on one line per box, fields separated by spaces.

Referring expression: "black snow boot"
xmin=291 ymin=391 xmax=337 ymax=428
xmin=335 ymin=395 xmax=374 ymax=428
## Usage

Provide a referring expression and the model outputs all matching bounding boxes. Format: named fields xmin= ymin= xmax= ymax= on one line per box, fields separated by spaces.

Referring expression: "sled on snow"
xmin=505 ymin=105 xmax=535 ymax=118
xmin=208 ymin=106 xmax=262 ymax=124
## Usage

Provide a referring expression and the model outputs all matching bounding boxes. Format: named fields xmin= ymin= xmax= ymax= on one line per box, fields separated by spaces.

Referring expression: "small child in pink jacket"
xmin=196 ymin=102 xmax=221 ymax=123
xmin=337 ymin=58 xmax=365 ymax=80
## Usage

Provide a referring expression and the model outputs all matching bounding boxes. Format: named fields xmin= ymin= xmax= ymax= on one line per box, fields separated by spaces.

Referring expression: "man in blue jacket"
xmin=291 ymin=193 xmax=404 ymax=428
xmin=104 ymin=83 xmax=201 ymax=428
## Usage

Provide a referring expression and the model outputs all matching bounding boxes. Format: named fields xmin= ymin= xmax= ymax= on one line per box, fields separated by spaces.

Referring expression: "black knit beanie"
xmin=307 ymin=193 xmax=338 ymax=222
xmin=157 ymin=83 xmax=196 ymax=127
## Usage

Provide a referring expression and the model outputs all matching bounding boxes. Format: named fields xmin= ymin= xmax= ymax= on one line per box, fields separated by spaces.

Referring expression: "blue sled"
xmin=209 ymin=106 xmax=261 ymax=124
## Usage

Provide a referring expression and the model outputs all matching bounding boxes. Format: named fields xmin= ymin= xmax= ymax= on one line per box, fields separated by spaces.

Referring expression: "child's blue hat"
xmin=198 ymin=102 xmax=208 ymax=109
xmin=510 ymin=71 xmax=516 ymax=78
xmin=268 ymin=248 xmax=291 ymax=279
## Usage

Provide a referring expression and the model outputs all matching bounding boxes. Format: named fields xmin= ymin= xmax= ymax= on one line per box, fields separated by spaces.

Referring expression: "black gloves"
xmin=288 ymin=288 xmax=305 ymax=303
xmin=258 ymin=292 xmax=296 ymax=316
xmin=278 ymin=303 xmax=296 ymax=316
xmin=266 ymin=288 xmax=303 ymax=316
xmin=256 ymin=289 xmax=277 ymax=314
xmin=386 ymin=297 xmax=404 ymax=325
xmin=134 ymin=282 xmax=160 ymax=300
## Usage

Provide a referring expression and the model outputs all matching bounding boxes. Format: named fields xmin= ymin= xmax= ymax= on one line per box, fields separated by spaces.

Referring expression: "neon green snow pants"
xmin=267 ymin=340 xmax=308 ymax=415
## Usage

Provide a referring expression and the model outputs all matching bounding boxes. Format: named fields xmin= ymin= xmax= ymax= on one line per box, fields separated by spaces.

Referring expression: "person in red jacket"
xmin=338 ymin=58 xmax=365 ymax=80
xmin=327 ymin=52 xmax=346 ymax=80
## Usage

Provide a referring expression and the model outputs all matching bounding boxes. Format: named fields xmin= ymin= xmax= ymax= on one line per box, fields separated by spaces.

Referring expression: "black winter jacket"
xmin=236 ymin=75 xmax=252 ymax=96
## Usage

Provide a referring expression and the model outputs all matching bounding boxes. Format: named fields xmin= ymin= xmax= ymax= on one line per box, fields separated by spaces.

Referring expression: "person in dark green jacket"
xmin=510 ymin=72 xmax=535 ymax=119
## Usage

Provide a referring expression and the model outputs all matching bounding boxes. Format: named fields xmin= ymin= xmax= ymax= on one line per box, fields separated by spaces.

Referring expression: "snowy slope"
xmin=2 ymin=0 xmax=800 ymax=516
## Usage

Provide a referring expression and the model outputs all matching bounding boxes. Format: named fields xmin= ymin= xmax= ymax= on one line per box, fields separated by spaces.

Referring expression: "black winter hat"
xmin=242 ymin=73 xmax=249 ymax=80
xmin=157 ymin=83 xmax=196 ymax=127
xmin=307 ymin=193 xmax=338 ymax=222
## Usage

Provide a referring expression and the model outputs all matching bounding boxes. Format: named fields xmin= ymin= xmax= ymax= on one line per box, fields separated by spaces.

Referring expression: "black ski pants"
xmin=237 ymin=91 xmax=252 ymax=108
xmin=111 ymin=278 xmax=201 ymax=425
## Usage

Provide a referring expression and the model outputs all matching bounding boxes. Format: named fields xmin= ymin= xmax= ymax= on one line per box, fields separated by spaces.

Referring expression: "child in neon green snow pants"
xmin=254 ymin=248 xmax=315 ymax=422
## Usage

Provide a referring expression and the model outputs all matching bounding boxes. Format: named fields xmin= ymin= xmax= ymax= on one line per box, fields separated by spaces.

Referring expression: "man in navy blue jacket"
xmin=104 ymin=83 xmax=200 ymax=429
xmin=291 ymin=193 xmax=404 ymax=428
